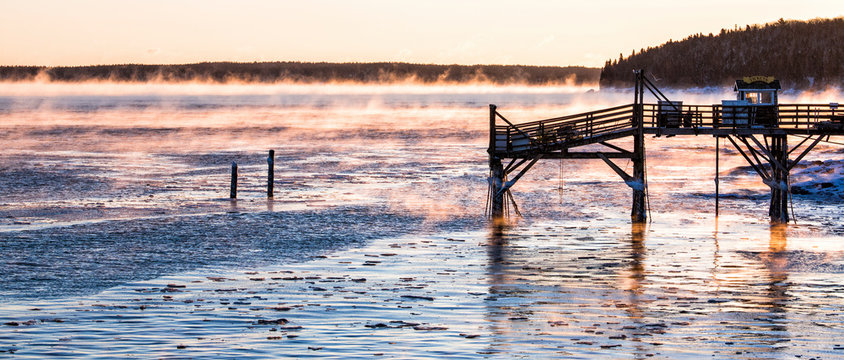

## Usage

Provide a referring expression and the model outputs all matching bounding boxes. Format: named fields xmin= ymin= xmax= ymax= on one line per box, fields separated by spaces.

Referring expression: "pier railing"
xmin=492 ymin=103 xmax=842 ymax=155
xmin=641 ymin=103 xmax=841 ymax=129
xmin=492 ymin=104 xmax=636 ymax=153
xmin=777 ymin=104 xmax=842 ymax=128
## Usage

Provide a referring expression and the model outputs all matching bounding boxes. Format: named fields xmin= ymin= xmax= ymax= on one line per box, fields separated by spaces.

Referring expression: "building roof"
xmin=735 ymin=76 xmax=781 ymax=91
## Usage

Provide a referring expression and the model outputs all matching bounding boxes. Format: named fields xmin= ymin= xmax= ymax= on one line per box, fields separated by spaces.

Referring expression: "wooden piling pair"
xmin=230 ymin=150 xmax=275 ymax=199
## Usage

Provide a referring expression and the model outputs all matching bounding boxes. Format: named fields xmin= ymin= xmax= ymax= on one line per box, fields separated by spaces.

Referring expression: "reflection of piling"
xmin=230 ymin=161 xmax=238 ymax=199
xmin=628 ymin=222 xmax=646 ymax=292
xmin=267 ymin=150 xmax=275 ymax=198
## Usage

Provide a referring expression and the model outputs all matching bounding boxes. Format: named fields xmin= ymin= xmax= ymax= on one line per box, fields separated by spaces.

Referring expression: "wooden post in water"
xmin=230 ymin=161 xmax=238 ymax=199
xmin=267 ymin=150 xmax=275 ymax=198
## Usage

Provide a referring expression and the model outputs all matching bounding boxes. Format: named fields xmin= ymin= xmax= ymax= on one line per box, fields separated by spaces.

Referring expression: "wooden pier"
xmin=487 ymin=71 xmax=844 ymax=223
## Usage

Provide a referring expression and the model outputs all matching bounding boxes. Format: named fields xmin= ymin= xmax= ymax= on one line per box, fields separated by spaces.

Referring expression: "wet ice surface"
xmin=0 ymin=83 xmax=843 ymax=358
xmin=2 ymin=218 xmax=844 ymax=358
xmin=1 ymin=209 xmax=423 ymax=299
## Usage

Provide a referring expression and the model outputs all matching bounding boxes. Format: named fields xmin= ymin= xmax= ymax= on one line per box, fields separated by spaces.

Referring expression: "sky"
xmin=0 ymin=0 xmax=841 ymax=67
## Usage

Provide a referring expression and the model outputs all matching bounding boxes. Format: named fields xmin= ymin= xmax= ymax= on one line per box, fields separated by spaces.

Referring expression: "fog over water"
xmin=0 ymin=82 xmax=842 ymax=358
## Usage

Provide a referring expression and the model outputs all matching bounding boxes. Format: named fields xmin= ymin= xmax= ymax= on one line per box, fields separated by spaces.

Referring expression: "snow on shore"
xmin=791 ymin=159 xmax=844 ymax=200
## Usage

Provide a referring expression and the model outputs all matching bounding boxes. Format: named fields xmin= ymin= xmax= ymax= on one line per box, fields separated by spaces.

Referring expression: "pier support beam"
xmin=597 ymin=152 xmax=645 ymax=220
xmin=631 ymin=151 xmax=647 ymax=222
xmin=631 ymin=70 xmax=647 ymax=223
xmin=488 ymin=104 xmax=505 ymax=220
xmin=768 ymin=135 xmax=789 ymax=223
xmin=726 ymin=134 xmax=792 ymax=223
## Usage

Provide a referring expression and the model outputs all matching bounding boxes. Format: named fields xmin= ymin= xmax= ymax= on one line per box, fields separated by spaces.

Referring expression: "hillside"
xmin=600 ymin=17 xmax=844 ymax=89
xmin=0 ymin=62 xmax=600 ymax=86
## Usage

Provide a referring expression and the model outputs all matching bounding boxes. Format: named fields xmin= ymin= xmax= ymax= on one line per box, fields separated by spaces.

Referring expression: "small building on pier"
xmin=721 ymin=76 xmax=781 ymax=127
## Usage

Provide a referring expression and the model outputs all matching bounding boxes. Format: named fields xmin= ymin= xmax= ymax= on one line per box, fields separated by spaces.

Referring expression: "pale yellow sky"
xmin=0 ymin=0 xmax=840 ymax=67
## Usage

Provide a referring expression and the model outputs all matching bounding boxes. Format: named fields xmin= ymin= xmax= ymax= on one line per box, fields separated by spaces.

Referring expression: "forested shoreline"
xmin=600 ymin=18 xmax=844 ymax=89
xmin=0 ymin=62 xmax=599 ymax=85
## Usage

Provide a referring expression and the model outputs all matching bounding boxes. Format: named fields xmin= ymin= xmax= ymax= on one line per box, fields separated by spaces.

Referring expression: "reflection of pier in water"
xmin=714 ymin=224 xmax=792 ymax=356
xmin=479 ymin=221 xmax=820 ymax=357
xmin=481 ymin=223 xmax=663 ymax=357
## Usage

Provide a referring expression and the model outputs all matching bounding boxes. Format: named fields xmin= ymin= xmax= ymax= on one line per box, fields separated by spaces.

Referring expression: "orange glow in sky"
xmin=1 ymin=0 xmax=841 ymax=67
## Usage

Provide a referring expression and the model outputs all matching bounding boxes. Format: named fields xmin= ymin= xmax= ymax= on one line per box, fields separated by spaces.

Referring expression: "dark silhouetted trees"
xmin=0 ymin=62 xmax=601 ymax=86
xmin=600 ymin=18 xmax=844 ymax=89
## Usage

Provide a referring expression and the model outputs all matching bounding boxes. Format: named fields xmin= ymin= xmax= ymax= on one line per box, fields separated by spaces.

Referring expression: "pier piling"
xmin=631 ymin=70 xmax=647 ymax=223
xmin=768 ymin=135 xmax=789 ymax=223
xmin=489 ymin=104 xmax=505 ymax=219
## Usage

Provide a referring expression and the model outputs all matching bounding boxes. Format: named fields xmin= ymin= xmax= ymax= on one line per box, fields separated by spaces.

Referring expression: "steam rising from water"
xmin=0 ymin=81 xmax=841 ymax=235
xmin=0 ymin=80 xmax=595 ymax=97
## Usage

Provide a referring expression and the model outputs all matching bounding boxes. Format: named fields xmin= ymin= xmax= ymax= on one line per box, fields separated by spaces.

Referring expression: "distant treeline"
xmin=0 ymin=62 xmax=600 ymax=85
xmin=600 ymin=17 xmax=844 ymax=89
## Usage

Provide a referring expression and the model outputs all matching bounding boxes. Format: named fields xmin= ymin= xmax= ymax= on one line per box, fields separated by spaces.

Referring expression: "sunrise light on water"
xmin=1 ymin=1 xmax=843 ymax=358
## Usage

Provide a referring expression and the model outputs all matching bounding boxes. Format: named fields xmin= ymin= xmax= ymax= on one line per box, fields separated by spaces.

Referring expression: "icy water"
xmin=0 ymin=82 xmax=843 ymax=358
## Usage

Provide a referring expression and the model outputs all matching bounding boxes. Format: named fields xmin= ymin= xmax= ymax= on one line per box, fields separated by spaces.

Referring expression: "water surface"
xmin=0 ymin=82 xmax=842 ymax=358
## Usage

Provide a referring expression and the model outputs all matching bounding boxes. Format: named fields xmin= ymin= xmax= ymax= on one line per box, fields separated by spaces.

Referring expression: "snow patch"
xmin=790 ymin=159 xmax=844 ymax=200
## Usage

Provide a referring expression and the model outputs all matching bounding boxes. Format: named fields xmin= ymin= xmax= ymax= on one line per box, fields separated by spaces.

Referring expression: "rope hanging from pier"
xmin=558 ymin=158 xmax=565 ymax=205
